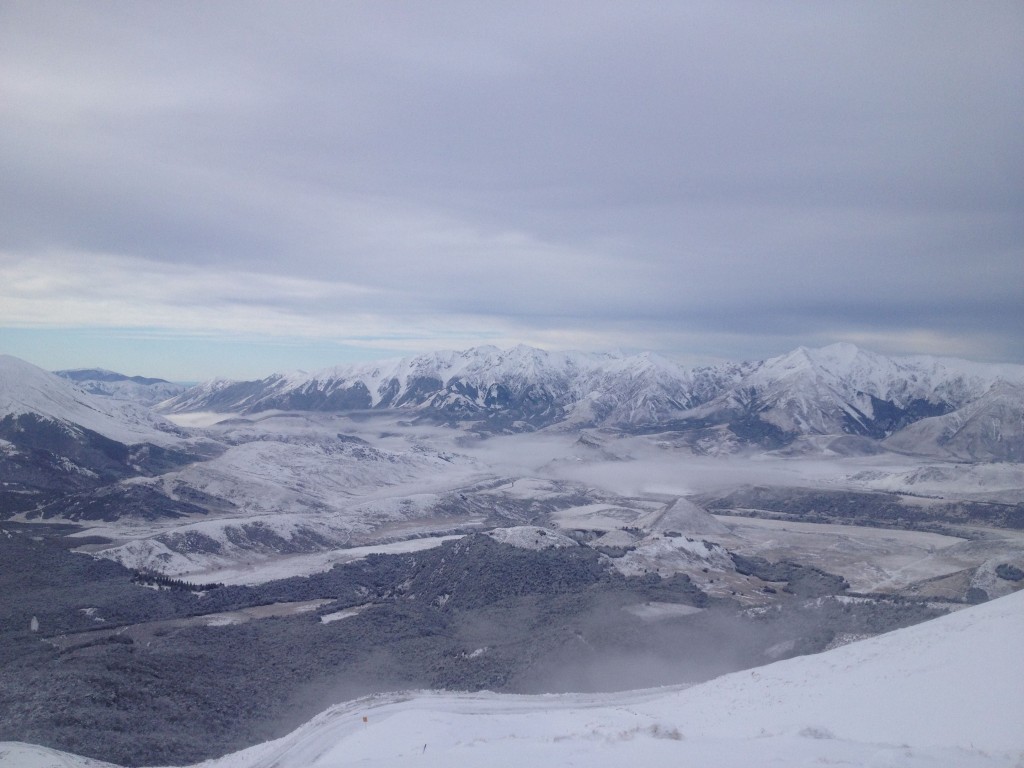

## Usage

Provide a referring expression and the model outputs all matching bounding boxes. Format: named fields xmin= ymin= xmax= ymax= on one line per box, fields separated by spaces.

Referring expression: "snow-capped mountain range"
xmin=158 ymin=343 xmax=1024 ymax=458
xmin=159 ymin=344 xmax=739 ymax=428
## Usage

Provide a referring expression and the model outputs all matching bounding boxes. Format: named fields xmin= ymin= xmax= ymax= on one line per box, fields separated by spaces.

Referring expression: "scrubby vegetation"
xmin=0 ymin=526 xmax=946 ymax=766
xmin=699 ymin=487 xmax=1024 ymax=531
xmin=730 ymin=553 xmax=850 ymax=597
xmin=995 ymin=563 xmax=1024 ymax=581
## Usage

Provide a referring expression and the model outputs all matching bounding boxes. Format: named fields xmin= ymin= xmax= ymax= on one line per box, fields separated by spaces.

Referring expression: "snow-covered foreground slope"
xmin=5 ymin=589 xmax=1021 ymax=768
xmin=213 ymin=591 xmax=1024 ymax=768
xmin=180 ymin=587 xmax=1024 ymax=767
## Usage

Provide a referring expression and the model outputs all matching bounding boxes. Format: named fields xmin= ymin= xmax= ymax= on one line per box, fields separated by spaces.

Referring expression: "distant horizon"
xmin=6 ymin=336 xmax=1023 ymax=384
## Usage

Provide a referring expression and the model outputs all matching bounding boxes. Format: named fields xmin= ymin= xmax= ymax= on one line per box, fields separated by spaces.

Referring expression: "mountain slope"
xmin=885 ymin=381 xmax=1024 ymax=461
xmin=179 ymin=586 xmax=1024 ymax=765
xmin=0 ymin=356 xmax=202 ymax=517
xmin=4 ymin=586 xmax=1020 ymax=768
xmin=1 ymin=355 xmax=185 ymax=446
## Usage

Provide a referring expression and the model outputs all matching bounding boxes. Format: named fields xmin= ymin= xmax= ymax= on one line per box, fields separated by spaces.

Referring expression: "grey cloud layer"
xmin=1 ymin=1 xmax=1021 ymax=361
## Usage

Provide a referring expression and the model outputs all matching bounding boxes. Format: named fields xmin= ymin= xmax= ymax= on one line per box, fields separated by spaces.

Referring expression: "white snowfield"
xmin=3 ymin=589 xmax=1022 ymax=768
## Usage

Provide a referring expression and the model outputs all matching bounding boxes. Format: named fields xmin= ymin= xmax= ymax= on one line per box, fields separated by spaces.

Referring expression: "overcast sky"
xmin=1 ymin=1 xmax=1021 ymax=379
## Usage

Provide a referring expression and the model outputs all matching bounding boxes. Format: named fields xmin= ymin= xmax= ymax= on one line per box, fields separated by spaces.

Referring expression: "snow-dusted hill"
xmin=678 ymin=344 xmax=1024 ymax=450
xmin=55 ymin=368 xmax=188 ymax=407
xmin=158 ymin=344 xmax=1024 ymax=455
xmin=4 ymin=586 xmax=1020 ymax=768
xmin=0 ymin=356 xmax=185 ymax=446
xmin=884 ymin=381 xmax=1024 ymax=461
xmin=0 ymin=356 xmax=207 ymax=518
xmin=90 ymin=434 xmax=484 ymax=575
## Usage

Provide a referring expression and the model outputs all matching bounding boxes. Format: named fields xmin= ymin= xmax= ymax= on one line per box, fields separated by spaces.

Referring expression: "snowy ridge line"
xmin=160 ymin=344 xmax=709 ymax=415
xmin=177 ymin=343 xmax=1024 ymax=405
xmin=158 ymin=343 xmax=1024 ymax=431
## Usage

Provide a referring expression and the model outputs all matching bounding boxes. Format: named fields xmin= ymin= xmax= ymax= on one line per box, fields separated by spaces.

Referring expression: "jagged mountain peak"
xmin=159 ymin=344 xmax=711 ymax=430
xmin=757 ymin=343 xmax=898 ymax=383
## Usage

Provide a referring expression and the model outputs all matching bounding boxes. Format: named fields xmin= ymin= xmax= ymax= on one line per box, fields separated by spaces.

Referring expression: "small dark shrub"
xmin=995 ymin=563 xmax=1024 ymax=581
